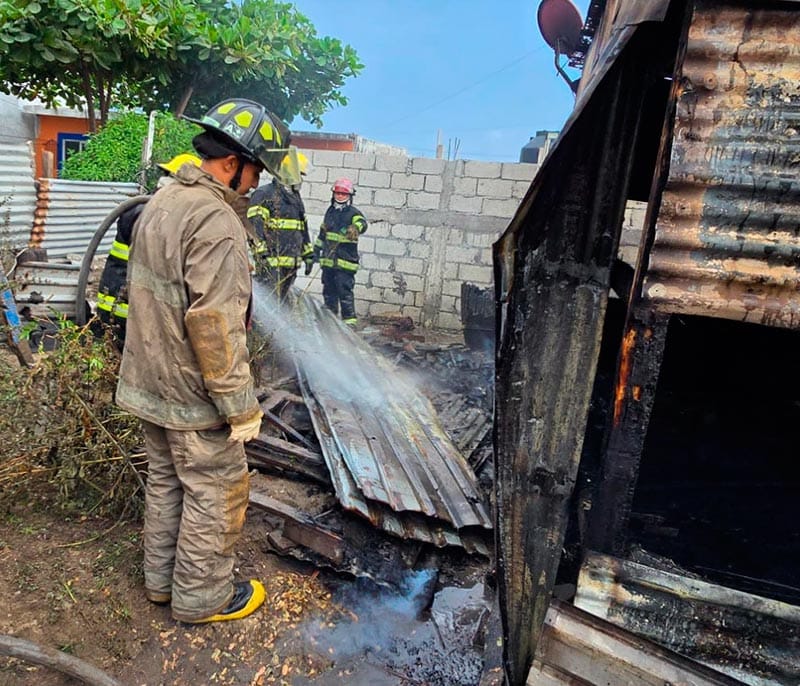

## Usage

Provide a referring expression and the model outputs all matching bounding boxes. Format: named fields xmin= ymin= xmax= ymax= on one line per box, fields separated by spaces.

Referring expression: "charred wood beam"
xmin=259 ymin=405 xmax=317 ymax=452
xmin=575 ymin=552 xmax=800 ymax=684
xmin=586 ymin=309 xmax=669 ymax=555
xmin=529 ymin=599 xmax=745 ymax=686
xmin=246 ymin=435 xmax=330 ymax=485
xmin=249 ymin=491 xmax=344 ymax=565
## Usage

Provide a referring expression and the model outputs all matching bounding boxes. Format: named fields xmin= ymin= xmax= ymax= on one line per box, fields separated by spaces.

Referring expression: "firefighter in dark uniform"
xmin=95 ymin=153 xmax=201 ymax=348
xmin=246 ymin=150 xmax=312 ymax=301
xmin=313 ymin=178 xmax=368 ymax=325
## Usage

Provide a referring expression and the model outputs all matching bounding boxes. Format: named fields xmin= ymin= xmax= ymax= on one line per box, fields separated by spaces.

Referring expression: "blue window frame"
xmin=57 ymin=132 xmax=88 ymax=171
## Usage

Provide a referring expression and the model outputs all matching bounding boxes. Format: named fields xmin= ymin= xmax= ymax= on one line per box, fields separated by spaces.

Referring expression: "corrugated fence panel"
xmin=34 ymin=179 xmax=140 ymax=259
xmin=0 ymin=140 xmax=37 ymax=251
xmin=643 ymin=2 xmax=800 ymax=329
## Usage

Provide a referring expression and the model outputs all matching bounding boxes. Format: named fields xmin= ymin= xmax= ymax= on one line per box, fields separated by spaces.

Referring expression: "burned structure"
xmin=495 ymin=1 xmax=800 ymax=684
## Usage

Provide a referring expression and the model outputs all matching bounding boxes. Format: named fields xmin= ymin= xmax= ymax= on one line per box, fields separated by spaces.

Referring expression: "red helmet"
xmin=332 ymin=178 xmax=355 ymax=195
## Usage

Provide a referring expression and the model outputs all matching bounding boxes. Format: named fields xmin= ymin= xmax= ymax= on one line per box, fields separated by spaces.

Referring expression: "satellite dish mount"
xmin=537 ymin=0 xmax=584 ymax=95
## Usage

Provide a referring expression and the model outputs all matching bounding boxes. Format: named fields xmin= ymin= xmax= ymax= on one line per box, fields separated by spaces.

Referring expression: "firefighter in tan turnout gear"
xmin=115 ymin=98 xmax=290 ymax=624
xmin=247 ymin=149 xmax=313 ymax=301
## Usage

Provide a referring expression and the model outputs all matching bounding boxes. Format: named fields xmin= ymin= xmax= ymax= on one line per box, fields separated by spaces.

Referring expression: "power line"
xmin=378 ymin=48 xmax=545 ymax=131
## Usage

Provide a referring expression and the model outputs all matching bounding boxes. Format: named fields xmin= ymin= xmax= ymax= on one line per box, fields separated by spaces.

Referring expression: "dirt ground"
xmin=0 ymin=324 xmax=498 ymax=686
xmin=0 ymin=475 xmax=494 ymax=686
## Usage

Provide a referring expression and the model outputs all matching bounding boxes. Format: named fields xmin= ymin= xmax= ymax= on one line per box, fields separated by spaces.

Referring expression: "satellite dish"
xmin=537 ymin=0 xmax=583 ymax=55
xmin=537 ymin=0 xmax=584 ymax=94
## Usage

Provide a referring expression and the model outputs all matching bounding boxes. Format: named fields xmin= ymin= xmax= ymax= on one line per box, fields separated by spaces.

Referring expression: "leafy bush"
xmin=61 ymin=111 xmax=199 ymax=192
xmin=0 ymin=318 xmax=144 ymax=517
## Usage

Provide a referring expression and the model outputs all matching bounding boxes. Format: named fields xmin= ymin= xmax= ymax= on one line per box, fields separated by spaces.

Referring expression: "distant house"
xmin=0 ymin=96 xmax=89 ymax=178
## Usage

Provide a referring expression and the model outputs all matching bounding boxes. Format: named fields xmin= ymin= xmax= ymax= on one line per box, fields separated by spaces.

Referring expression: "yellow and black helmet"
xmin=184 ymin=99 xmax=291 ymax=177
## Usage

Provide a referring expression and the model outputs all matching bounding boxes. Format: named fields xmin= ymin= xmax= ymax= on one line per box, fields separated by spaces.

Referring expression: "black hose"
xmin=75 ymin=195 xmax=151 ymax=326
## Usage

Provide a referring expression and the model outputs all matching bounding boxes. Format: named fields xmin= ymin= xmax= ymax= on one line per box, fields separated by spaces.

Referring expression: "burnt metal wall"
xmin=642 ymin=1 xmax=800 ymax=328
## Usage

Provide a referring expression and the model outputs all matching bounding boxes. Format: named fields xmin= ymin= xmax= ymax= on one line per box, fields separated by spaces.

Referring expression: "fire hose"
xmin=75 ymin=195 xmax=151 ymax=327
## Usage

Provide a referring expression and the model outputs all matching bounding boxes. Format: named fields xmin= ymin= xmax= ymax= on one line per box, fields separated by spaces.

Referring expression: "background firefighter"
xmin=247 ymin=150 xmax=313 ymax=300
xmin=95 ymin=154 xmax=201 ymax=349
xmin=313 ymin=177 xmax=368 ymax=325
xmin=116 ymin=98 xmax=291 ymax=625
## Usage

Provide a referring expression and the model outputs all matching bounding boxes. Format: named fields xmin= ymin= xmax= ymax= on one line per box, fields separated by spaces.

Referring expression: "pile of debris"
xmin=244 ymin=294 xmax=495 ymax=587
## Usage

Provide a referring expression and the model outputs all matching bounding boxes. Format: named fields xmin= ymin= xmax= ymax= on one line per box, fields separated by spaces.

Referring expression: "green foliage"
xmin=0 ymin=316 xmax=144 ymax=517
xmin=61 ymin=111 xmax=198 ymax=190
xmin=0 ymin=0 xmax=363 ymax=130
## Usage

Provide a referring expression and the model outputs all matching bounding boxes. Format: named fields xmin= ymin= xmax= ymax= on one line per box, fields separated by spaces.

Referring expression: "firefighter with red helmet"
xmin=313 ymin=178 xmax=368 ymax=325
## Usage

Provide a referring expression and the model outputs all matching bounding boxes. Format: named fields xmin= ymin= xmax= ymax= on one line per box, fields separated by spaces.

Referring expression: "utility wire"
xmin=378 ymin=48 xmax=544 ymax=130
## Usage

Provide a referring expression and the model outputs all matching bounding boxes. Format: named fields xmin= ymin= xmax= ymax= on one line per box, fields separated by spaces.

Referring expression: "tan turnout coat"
xmin=116 ymin=164 xmax=258 ymax=430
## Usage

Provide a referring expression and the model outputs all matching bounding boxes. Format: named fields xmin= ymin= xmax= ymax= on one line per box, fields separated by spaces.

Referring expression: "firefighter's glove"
xmin=228 ymin=408 xmax=264 ymax=444
xmin=346 ymin=225 xmax=359 ymax=241
xmin=304 ymin=262 xmax=313 ymax=276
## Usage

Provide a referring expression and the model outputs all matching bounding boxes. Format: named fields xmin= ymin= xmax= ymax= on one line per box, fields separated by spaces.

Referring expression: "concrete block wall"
xmin=292 ymin=150 xmax=539 ymax=331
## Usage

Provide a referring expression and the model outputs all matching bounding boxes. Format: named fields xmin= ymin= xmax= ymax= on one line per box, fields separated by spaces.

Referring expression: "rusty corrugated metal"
xmin=33 ymin=179 xmax=139 ymax=259
xmin=0 ymin=140 xmax=36 ymax=251
xmin=575 ymin=552 xmax=800 ymax=685
xmin=642 ymin=2 xmax=800 ymax=328
xmin=290 ymin=295 xmax=492 ymax=553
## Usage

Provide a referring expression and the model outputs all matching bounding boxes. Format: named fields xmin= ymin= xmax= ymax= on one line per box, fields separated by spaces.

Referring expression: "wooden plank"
xmin=249 ymin=491 xmax=344 ymax=565
xmin=575 ymin=552 xmax=800 ymax=685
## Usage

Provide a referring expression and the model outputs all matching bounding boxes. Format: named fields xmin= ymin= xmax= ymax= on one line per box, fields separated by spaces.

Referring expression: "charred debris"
xmin=494 ymin=1 xmax=800 ymax=685
xmin=244 ymin=294 xmax=495 ymax=593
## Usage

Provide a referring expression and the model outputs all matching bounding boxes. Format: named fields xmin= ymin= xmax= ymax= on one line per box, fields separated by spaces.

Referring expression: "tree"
xmin=0 ymin=0 xmax=362 ymax=131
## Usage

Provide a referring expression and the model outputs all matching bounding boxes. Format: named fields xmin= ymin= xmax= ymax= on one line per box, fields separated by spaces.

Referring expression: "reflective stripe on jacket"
xmin=313 ymin=204 xmax=367 ymax=272
xmin=116 ymin=164 xmax=258 ymax=430
xmin=96 ymin=203 xmax=144 ymax=324
xmin=246 ymin=181 xmax=311 ymax=269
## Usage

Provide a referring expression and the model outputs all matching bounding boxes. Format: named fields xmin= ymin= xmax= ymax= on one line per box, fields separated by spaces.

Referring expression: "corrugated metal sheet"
xmin=33 ymin=179 xmax=140 ymax=260
xmin=642 ymin=2 xmax=800 ymax=328
xmin=12 ymin=262 xmax=81 ymax=318
xmin=0 ymin=141 xmax=36 ymax=251
xmin=289 ymin=295 xmax=492 ymax=552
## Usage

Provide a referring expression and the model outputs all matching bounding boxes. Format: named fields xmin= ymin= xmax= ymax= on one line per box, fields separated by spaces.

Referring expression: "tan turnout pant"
xmin=140 ymin=420 xmax=250 ymax=622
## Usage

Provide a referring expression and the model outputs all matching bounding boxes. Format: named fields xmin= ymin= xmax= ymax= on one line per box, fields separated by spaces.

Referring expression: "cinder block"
xmin=464 ymin=160 xmax=501 ymax=178
xmin=477 ymin=178 xmax=514 ymax=198
xmin=360 ymin=253 xmax=395 ymax=271
xmin=435 ymin=311 xmax=463 ymax=331
xmin=384 ymin=289 xmax=416 ymax=306
xmin=391 ymin=224 xmax=424 ymax=240
xmin=424 ymin=175 xmax=443 ymax=193
xmin=407 ymin=192 xmax=439 ymax=210
xmin=354 ymin=284 xmax=384 ymax=302
xmin=358 ymin=236 xmax=376 ymax=253
xmin=374 ymin=237 xmax=407 ymax=256
xmin=390 ymin=173 xmax=424 ymax=191
xmin=343 ymin=152 xmax=376 ymax=169
xmin=449 ymin=195 xmax=483 ymax=214
xmin=376 ymin=155 xmax=409 ymax=172
xmin=371 ymin=270 xmax=405 ymax=289
xmin=447 ymin=228 xmax=465 ymax=245
xmin=311 ymin=150 xmax=344 ymax=167
xmin=409 ymin=243 xmax=431 ymax=259
xmin=501 ymin=162 xmax=538 ymax=181
xmin=512 ymin=180 xmax=532 ymax=199
xmin=358 ymin=170 xmax=391 ymax=187
xmin=442 ymin=280 xmax=463 ymax=297
xmin=459 ymin=263 xmax=492 ymax=284
xmin=365 ymin=220 xmax=391 ymax=238
xmin=466 ymin=231 xmax=499 ymax=248
xmin=373 ymin=189 xmax=407 ymax=208
xmin=411 ymin=157 xmax=446 ymax=175
xmin=440 ymin=294 xmax=456 ymax=313
xmin=482 ymin=198 xmax=522 ymax=218
xmin=452 ymin=177 xmax=477 ymax=196
xmin=393 ymin=257 xmax=425 ymax=276
xmin=327 ymin=168 xmax=360 ymax=184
